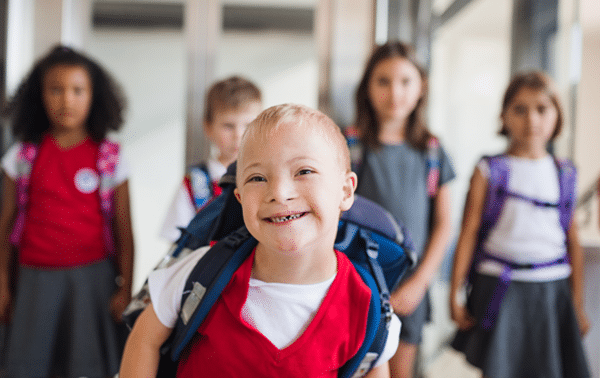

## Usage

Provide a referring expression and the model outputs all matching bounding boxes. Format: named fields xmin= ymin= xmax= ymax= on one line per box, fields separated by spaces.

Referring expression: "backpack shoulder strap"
xmin=97 ymin=139 xmax=120 ymax=201
xmin=336 ymin=195 xmax=416 ymax=377
xmin=169 ymin=227 xmax=256 ymax=361
xmin=554 ymin=157 xmax=576 ymax=234
xmin=344 ymin=126 xmax=365 ymax=176
xmin=97 ymin=139 xmax=120 ymax=255
xmin=467 ymin=154 xmax=509 ymax=284
xmin=479 ymin=154 xmax=510 ymax=230
xmin=10 ymin=142 xmax=38 ymax=246
xmin=426 ymin=137 xmax=441 ymax=197
xmin=339 ymin=250 xmax=386 ymax=378
xmin=188 ymin=163 xmax=213 ymax=210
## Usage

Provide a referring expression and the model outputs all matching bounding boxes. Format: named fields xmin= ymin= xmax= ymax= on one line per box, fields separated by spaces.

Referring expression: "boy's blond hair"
xmin=238 ymin=104 xmax=351 ymax=175
xmin=204 ymin=76 xmax=262 ymax=123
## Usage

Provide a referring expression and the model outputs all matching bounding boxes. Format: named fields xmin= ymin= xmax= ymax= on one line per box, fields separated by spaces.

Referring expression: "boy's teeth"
xmin=271 ymin=213 xmax=302 ymax=223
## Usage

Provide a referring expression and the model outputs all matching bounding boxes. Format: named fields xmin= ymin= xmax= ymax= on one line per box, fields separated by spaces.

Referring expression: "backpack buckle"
xmin=181 ymin=282 xmax=206 ymax=325
xmin=360 ymin=229 xmax=379 ymax=259
xmin=351 ymin=352 xmax=379 ymax=378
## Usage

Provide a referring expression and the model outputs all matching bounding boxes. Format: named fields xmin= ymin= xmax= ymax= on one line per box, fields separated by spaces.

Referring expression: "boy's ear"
xmin=204 ymin=121 xmax=215 ymax=142
xmin=340 ymin=171 xmax=357 ymax=212
xmin=234 ymin=187 xmax=242 ymax=203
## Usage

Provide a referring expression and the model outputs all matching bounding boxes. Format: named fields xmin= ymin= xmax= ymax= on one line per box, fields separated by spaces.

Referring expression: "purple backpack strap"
xmin=10 ymin=142 xmax=39 ymax=246
xmin=468 ymin=155 xmax=509 ymax=284
xmin=555 ymin=157 xmax=576 ymax=234
xmin=97 ymin=139 xmax=120 ymax=256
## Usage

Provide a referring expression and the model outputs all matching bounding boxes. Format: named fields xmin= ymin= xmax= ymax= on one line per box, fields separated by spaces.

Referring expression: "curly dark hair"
xmin=5 ymin=45 xmax=126 ymax=143
xmin=354 ymin=40 xmax=433 ymax=151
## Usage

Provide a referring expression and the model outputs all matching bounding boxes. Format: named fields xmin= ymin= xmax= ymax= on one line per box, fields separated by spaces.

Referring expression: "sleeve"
xmin=114 ymin=145 xmax=130 ymax=185
xmin=438 ymin=145 xmax=456 ymax=186
xmin=373 ymin=314 xmax=401 ymax=367
xmin=1 ymin=143 xmax=22 ymax=179
xmin=159 ymin=180 xmax=197 ymax=242
xmin=476 ymin=158 xmax=490 ymax=179
xmin=148 ymin=246 xmax=211 ymax=328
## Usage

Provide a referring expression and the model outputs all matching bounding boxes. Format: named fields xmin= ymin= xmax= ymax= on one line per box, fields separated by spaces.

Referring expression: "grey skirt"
xmin=452 ymin=273 xmax=590 ymax=378
xmin=3 ymin=259 xmax=125 ymax=378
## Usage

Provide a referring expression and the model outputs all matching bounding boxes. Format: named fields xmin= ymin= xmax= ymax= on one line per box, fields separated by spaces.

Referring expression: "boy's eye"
xmin=297 ymin=169 xmax=314 ymax=176
xmin=246 ymin=176 xmax=266 ymax=183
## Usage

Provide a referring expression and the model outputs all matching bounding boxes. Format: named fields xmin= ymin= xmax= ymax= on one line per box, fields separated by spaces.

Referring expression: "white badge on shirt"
xmin=74 ymin=168 xmax=99 ymax=193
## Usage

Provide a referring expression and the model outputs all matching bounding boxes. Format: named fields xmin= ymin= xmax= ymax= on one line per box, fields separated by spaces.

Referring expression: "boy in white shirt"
xmin=160 ymin=76 xmax=262 ymax=241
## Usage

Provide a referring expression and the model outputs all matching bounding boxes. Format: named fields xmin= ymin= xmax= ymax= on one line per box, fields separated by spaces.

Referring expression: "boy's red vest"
xmin=176 ymin=250 xmax=372 ymax=377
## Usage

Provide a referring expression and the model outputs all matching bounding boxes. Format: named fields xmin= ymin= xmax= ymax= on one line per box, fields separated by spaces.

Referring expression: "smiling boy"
xmin=120 ymin=104 xmax=399 ymax=378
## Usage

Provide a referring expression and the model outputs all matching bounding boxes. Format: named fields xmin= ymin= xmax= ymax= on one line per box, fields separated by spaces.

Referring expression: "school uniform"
xmin=149 ymin=246 xmax=402 ymax=376
xmin=1 ymin=136 xmax=128 ymax=378
xmin=452 ymin=155 xmax=590 ymax=378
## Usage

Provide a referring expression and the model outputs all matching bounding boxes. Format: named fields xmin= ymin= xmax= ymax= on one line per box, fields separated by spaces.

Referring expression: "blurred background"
xmin=0 ymin=0 xmax=598 ymax=376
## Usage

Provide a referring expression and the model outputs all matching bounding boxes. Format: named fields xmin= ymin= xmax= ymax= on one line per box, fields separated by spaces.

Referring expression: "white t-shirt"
xmin=1 ymin=140 xmax=129 ymax=184
xmin=148 ymin=246 xmax=401 ymax=367
xmin=477 ymin=155 xmax=572 ymax=281
xmin=160 ymin=159 xmax=227 ymax=242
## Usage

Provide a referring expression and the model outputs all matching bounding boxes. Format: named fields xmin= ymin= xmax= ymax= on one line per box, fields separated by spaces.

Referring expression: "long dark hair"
xmin=5 ymin=45 xmax=126 ymax=143
xmin=354 ymin=41 xmax=432 ymax=150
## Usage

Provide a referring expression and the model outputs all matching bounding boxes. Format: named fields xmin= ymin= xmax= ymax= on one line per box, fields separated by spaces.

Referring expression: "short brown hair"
xmin=238 ymin=104 xmax=351 ymax=174
xmin=499 ymin=71 xmax=563 ymax=140
xmin=204 ymin=76 xmax=262 ymax=123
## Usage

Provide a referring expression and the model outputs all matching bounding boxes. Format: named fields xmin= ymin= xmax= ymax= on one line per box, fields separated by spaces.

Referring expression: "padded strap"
xmin=171 ymin=227 xmax=256 ymax=360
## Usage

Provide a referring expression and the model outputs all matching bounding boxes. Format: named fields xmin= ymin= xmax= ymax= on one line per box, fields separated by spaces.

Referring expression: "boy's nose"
xmin=235 ymin=125 xmax=246 ymax=141
xmin=267 ymin=177 xmax=297 ymax=203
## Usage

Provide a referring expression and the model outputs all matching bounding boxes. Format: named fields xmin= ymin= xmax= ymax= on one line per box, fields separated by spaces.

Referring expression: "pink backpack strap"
xmin=426 ymin=137 xmax=440 ymax=197
xmin=10 ymin=142 xmax=38 ymax=246
xmin=97 ymin=139 xmax=120 ymax=256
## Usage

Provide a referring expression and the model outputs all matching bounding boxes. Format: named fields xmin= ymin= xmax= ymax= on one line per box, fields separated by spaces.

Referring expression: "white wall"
xmin=216 ymin=31 xmax=318 ymax=108
xmin=429 ymin=0 xmax=511 ymax=237
xmin=423 ymin=0 xmax=512 ymax=368
xmin=573 ymin=0 xmax=600 ymax=244
xmin=87 ymin=30 xmax=187 ymax=291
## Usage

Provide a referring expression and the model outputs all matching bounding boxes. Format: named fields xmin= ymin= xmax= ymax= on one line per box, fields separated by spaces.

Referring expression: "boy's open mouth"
xmin=267 ymin=212 xmax=307 ymax=224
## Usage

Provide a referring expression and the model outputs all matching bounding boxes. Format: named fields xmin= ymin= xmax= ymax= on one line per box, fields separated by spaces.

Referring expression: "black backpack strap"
xmin=169 ymin=227 xmax=257 ymax=361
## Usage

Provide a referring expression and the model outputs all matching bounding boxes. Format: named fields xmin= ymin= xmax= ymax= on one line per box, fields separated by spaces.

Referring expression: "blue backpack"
xmin=468 ymin=154 xmax=576 ymax=330
xmin=123 ymin=163 xmax=416 ymax=377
